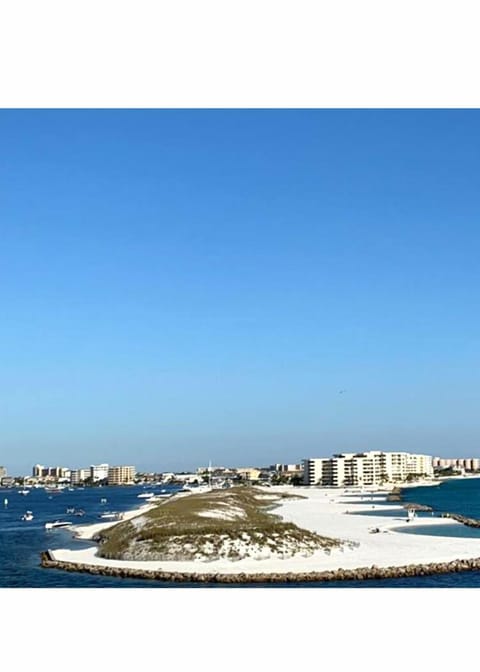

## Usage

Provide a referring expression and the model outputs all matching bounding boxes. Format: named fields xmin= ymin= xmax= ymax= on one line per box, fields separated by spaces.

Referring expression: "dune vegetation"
xmin=95 ymin=486 xmax=343 ymax=562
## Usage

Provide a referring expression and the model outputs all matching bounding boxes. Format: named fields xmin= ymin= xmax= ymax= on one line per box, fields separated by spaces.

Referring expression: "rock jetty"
xmin=441 ymin=512 xmax=480 ymax=528
xmin=40 ymin=550 xmax=480 ymax=584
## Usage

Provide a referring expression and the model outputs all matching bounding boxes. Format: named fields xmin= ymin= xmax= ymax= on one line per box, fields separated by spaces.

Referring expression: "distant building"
xmin=0 ymin=466 xmax=6 ymax=480
xmin=107 ymin=465 xmax=136 ymax=485
xmin=236 ymin=467 xmax=261 ymax=481
xmin=433 ymin=457 xmax=480 ymax=472
xmin=303 ymin=451 xmax=434 ymax=486
xmin=70 ymin=468 xmax=90 ymax=484
xmin=32 ymin=464 xmax=44 ymax=478
xmin=90 ymin=464 xmax=109 ymax=482
xmin=171 ymin=473 xmax=201 ymax=483
xmin=32 ymin=465 xmax=70 ymax=480
xmin=1 ymin=476 xmax=14 ymax=487
xmin=270 ymin=463 xmax=303 ymax=478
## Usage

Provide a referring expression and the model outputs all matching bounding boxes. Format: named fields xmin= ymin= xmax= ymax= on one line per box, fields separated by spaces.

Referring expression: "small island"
xmin=41 ymin=484 xmax=480 ymax=584
xmin=95 ymin=487 xmax=342 ymax=562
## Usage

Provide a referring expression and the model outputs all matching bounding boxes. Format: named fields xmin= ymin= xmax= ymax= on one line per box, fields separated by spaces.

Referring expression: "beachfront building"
xmin=32 ymin=465 xmax=70 ymax=480
xmin=303 ymin=451 xmax=434 ymax=487
xmin=70 ymin=468 xmax=90 ymax=484
xmin=433 ymin=457 xmax=480 ymax=472
xmin=107 ymin=465 xmax=136 ymax=485
xmin=90 ymin=463 xmax=109 ymax=481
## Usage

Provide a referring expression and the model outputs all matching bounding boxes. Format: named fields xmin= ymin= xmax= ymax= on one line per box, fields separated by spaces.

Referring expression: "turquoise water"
xmin=2 ymin=478 xmax=480 ymax=587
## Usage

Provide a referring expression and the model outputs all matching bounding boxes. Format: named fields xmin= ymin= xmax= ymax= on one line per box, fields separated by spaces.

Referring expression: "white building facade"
xmin=303 ymin=451 xmax=434 ymax=486
xmin=90 ymin=463 xmax=109 ymax=481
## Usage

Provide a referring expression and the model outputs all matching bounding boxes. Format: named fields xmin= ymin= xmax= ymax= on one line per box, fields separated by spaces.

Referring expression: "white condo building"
xmin=303 ymin=451 xmax=434 ymax=487
xmin=70 ymin=468 xmax=91 ymax=484
xmin=90 ymin=463 xmax=109 ymax=481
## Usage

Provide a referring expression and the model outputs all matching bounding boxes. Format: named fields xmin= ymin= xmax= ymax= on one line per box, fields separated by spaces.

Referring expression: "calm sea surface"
xmin=2 ymin=478 xmax=480 ymax=588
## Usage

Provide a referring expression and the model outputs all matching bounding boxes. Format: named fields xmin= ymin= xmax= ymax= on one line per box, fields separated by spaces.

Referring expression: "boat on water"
xmin=99 ymin=512 xmax=122 ymax=520
xmin=137 ymin=492 xmax=154 ymax=499
xmin=66 ymin=507 xmax=75 ymax=514
xmin=21 ymin=511 xmax=33 ymax=521
xmin=45 ymin=520 xmax=72 ymax=530
xmin=18 ymin=489 xmax=30 ymax=496
xmin=181 ymin=484 xmax=212 ymax=494
xmin=3 ymin=498 xmax=8 ymax=506
xmin=100 ymin=498 xmax=107 ymax=504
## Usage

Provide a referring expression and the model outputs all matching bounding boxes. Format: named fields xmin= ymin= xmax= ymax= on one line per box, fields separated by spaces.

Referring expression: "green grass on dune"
xmin=96 ymin=487 xmax=342 ymax=562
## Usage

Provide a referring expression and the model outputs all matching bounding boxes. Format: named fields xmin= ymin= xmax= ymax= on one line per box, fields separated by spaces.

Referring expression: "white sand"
xmin=50 ymin=485 xmax=480 ymax=575
xmin=71 ymin=503 xmax=157 ymax=539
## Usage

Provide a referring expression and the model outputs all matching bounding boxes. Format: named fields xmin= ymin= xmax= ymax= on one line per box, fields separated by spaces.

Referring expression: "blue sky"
xmin=1 ymin=109 xmax=480 ymax=474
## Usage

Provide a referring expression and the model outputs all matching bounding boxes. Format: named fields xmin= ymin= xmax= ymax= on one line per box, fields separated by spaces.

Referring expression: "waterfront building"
xmin=107 ymin=465 xmax=136 ymax=485
xmin=32 ymin=465 xmax=71 ymax=480
xmin=70 ymin=468 xmax=90 ymax=484
xmin=32 ymin=464 xmax=44 ymax=478
xmin=0 ymin=466 xmax=6 ymax=479
xmin=236 ymin=467 xmax=262 ymax=481
xmin=90 ymin=463 xmax=109 ymax=481
xmin=270 ymin=463 xmax=303 ymax=474
xmin=433 ymin=457 xmax=480 ymax=472
xmin=303 ymin=451 xmax=434 ymax=486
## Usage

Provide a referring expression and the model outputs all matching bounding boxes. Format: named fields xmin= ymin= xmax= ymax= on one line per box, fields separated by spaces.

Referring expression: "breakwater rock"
xmin=441 ymin=512 xmax=480 ymax=528
xmin=403 ymin=503 xmax=433 ymax=512
xmin=40 ymin=550 xmax=480 ymax=584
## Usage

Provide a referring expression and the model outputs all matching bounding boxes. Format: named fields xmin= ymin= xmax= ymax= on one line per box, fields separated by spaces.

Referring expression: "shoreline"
xmin=42 ymin=483 xmax=480 ymax=583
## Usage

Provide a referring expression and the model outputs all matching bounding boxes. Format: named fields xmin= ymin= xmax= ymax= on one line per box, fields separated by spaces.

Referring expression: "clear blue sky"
xmin=1 ymin=109 xmax=480 ymax=475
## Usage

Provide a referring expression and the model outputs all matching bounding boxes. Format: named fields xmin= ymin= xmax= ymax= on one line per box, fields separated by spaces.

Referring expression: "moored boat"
xmin=45 ymin=520 xmax=72 ymax=530
xmin=99 ymin=511 xmax=122 ymax=520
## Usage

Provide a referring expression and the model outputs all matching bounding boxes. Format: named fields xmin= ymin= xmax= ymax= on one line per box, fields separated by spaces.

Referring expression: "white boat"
xmin=45 ymin=520 xmax=72 ymax=530
xmin=3 ymin=498 xmax=8 ymax=506
xmin=18 ymin=489 xmax=30 ymax=495
xmin=137 ymin=492 xmax=154 ymax=499
xmin=181 ymin=484 xmax=212 ymax=494
xmin=21 ymin=511 xmax=34 ymax=521
xmin=100 ymin=498 xmax=107 ymax=504
xmin=99 ymin=512 xmax=122 ymax=520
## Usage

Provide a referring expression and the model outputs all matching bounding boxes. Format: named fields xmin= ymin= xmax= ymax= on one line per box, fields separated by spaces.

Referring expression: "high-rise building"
xmin=433 ymin=457 xmax=480 ymax=472
xmin=107 ymin=465 xmax=136 ymax=485
xmin=70 ymin=468 xmax=90 ymax=484
xmin=90 ymin=464 xmax=109 ymax=482
xmin=0 ymin=466 xmax=6 ymax=479
xmin=32 ymin=464 xmax=44 ymax=478
xmin=303 ymin=451 xmax=434 ymax=486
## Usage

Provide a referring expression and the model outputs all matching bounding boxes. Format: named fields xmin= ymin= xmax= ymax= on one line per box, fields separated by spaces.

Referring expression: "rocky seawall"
xmin=40 ymin=550 xmax=480 ymax=584
xmin=441 ymin=512 xmax=480 ymax=528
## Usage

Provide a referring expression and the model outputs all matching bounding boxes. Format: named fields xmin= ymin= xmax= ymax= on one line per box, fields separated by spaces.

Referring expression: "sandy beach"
xmin=48 ymin=484 xmax=480 ymax=577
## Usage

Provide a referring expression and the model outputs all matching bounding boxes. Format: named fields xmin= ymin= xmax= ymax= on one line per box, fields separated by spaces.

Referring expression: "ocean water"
xmin=2 ymin=479 xmax=480 ymax=588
